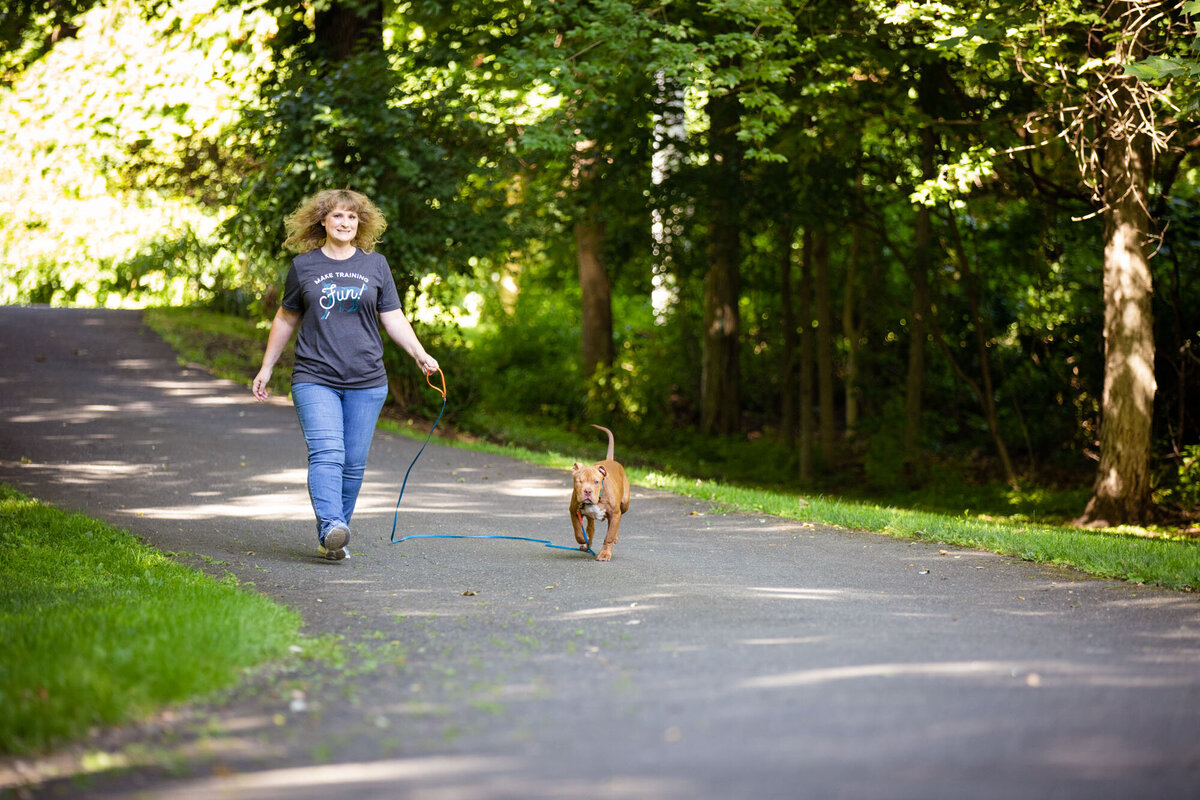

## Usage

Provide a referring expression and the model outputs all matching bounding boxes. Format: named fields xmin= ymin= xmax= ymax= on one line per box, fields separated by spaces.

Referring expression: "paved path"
xmin=2 ymin=305 xmax=1199 ymax=799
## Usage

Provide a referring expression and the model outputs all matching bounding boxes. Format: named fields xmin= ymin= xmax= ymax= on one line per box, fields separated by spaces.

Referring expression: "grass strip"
xmin=0 ymin=485 xmax=302 ymax=755
xmin=639 ymin=474 xmax=1200 ymax=591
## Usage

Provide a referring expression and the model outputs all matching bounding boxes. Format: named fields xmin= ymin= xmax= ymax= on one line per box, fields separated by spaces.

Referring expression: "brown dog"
xmin=570 ymin=424 xmax=631 ymax=562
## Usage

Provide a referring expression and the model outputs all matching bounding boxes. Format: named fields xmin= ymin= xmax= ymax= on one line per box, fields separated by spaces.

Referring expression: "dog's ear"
xmin=573 ymin=462 xmax=584 ymax=473
xmin=597 ymin=465 xmax=608 ymax=477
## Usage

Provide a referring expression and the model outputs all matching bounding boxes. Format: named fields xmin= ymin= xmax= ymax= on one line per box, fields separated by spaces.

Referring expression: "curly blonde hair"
xmin=282 ymin=189 xmax=388 ymax=254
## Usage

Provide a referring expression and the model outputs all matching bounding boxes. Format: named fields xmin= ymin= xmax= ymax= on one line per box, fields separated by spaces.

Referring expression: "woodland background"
xmin=2 ymin=0 xmax=1200 ymax=526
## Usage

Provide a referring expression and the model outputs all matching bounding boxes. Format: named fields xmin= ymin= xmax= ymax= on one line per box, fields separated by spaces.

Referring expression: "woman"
xmin=252 ymin=189 xmax=439 ymax=561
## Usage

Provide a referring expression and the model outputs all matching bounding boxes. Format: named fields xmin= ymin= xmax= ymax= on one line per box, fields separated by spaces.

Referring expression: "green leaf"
xmin=975 ymin=42 xmax=1003 ymax=61
xmin=1124 ymin=61 xmax=1159 ymax=80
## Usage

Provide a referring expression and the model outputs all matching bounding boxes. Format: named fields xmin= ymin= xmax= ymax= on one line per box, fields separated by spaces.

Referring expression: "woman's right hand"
xmin=252 ymin=367 xmax=272 ymax=401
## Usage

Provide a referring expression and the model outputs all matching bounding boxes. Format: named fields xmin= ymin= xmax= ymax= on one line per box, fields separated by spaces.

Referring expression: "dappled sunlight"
xmin=740 ymin=660 xmax=1039 ymax=690
xmin=121 ymin=490 xmax=312 ymax=521
xmin=12 ymin=403 xmax=154 ymax=424
xmin=554 ymin=604 xmax=657 ymax=621
xmin=2 ymin=756 xmax=524 ymax=799
xmin=233 ymin=426 xmax=297 ymax=436
xmin=171 ymin=757 xmax=518 ymax=790
xmin=743 ymin=587 xmax=845 ymax=601
xmin=185 ymin=395 xmax=249 ymax=407
xmin=113 ymin=358 xmax=163 ymax=370
xmin=4 ymin=460 xmax=157 ymax=485
xmin=1139 ymin=627 xmax=1200 ymax=641
xmin=1103 ymin=595 xmax=1200 ymax=611
xmin=0 ymin=732 xmax=288 ymax=793
xmin=738 ymin=659 xmax=1200 ymax=691
xmin=352 ymin=483 xmax=562 ymax=520
xmin=495 ymin=478 xmax=567 ymax=498
xmin=252 ymin=468 xmax=310 ymax=485
xmin=615 ymin=592 xmax=680 ymax=603
xmin=144 ymin=379 xmax=222 ymax=394
xmin=143 ymin=758 xmax=692 ymax=800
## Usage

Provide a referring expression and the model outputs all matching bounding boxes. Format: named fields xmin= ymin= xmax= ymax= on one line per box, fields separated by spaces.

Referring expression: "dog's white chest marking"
xmin=580 ymin=503 xmax=608 ymax=521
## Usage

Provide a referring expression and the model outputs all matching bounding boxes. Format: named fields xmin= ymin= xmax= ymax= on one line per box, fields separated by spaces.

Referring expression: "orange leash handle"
xmin=426 ymin=367 xmax=447 ymax=401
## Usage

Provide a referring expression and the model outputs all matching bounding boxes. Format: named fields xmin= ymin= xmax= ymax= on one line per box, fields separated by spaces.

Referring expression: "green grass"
xmin=0 ymin=486 xmax=303 ymax=755
xmin=637 ymin=475 xmax=1200 ymax=590
xmin=143 ymin=306 xmax=1200 ymax=592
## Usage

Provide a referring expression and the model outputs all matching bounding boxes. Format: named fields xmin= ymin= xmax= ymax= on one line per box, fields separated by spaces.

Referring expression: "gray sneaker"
xmin=318 ymin=522 xmax=350 ymax=561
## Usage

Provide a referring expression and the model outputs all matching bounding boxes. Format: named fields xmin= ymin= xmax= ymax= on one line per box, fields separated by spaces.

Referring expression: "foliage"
xmin=219 ymin=7 xmax=515 ymax=304
xmin=465 ymin=280 xmax=587 ymax=420
xmin=0 ymin=0 xmax=272 ymax=308
xmin=0 ymin=0 xmax=104 ymax=85
xmin=6 ymin=0 xmax=1200 ymax=518
xmin=0 ymin=485 xmax=301 ymax=754
xmin=1157 ymin=444 xmax=1200 ymax=514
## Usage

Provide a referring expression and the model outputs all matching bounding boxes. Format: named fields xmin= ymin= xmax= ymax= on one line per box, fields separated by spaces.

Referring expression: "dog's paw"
xmin=595 ymin=552 xmax=612 ymax=562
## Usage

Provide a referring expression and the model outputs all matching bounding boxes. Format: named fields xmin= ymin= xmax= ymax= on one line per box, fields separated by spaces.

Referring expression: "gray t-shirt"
xmin=280 ymin=248 xmax=403 ymax=390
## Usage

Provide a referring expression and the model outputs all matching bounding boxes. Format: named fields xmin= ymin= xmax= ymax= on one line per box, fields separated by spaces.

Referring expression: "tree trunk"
xmin=799 ymin=229 xmax=814 ymax=484
xmin=780 ymin=220 xmax=798 ymax=446
xmin=1077 ymin=133 xmax=1156 ymax=525
xmin=575 ymin=218 xmax=613 ymax=378
xmin=903 ymin=205 xmax=931 ymax=455
xmin=843 ymin=215 xmax=863 ymax=441
xmin=904 ymin=115 xmax=938 ymax=457
xmin=813 ymin=226 xmax=836 ymax=465
xmin=700 ymin=92 xmax=742 ymax=435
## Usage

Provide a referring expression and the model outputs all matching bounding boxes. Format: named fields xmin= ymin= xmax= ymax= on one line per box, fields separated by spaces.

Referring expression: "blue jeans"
xmin=292 ymin=382 xmax=388 ymax=539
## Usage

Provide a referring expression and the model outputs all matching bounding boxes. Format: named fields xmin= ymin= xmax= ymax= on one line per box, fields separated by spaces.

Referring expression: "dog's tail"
xmin=592 ymin=424 xmax=615 ymax=461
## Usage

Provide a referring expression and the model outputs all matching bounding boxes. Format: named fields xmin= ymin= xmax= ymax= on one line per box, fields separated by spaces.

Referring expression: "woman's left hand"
xmin=416 ymin=352 xmax=440 ymax=376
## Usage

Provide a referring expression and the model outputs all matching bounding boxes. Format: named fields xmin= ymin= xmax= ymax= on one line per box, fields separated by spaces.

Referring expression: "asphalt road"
xmin=1 ymin=305 xmax=1199 ymax=800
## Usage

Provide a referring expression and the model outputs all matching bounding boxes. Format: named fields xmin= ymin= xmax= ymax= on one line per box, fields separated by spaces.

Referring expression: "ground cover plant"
xmin=145 ymin=307 xmax=1200 ymax=592
xmin=0 ymin=486 xmax=303 ymax=755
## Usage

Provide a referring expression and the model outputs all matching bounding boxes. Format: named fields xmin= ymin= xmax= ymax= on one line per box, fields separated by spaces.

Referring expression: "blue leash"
xmin=387 ymin=370 xmax=594 ymax=556
xmin=393 ymin=532 xmax=592 ymax=555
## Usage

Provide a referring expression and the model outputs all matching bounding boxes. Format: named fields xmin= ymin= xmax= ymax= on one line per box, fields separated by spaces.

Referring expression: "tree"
xmin=1006 ymin=0 xmax=1192 ymax=523
xmin=1075 ymin=1 xmax=1162 ymax=524
xmin=886 ymin=0 xmax=1197 ymax=519
xmin=700 ymin=90 xmax=743 ymax=434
